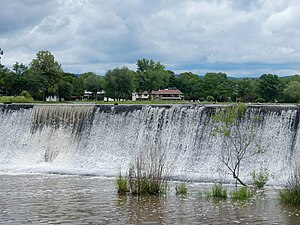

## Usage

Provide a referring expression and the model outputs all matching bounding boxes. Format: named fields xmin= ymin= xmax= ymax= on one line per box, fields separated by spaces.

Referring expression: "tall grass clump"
xmin=251 ymin=168 xmax=269 ymax=189
xmin=279 ymin=167 xmax=300 ymax=206
xmin=128 ymin=144 xmax=169 ymax=195
xmin=175 ymin=183 xmax=187 ymax=195
xmin=117 ymin=173 xmax=128 ymax=195
xmin=231 ymin=187 xmax=253 ymax=201
xmin=206 ymin=184 xmax=227 ymax=199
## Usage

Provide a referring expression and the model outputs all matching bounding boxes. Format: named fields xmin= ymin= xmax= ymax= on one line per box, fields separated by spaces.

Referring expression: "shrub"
xmin=231 ymin=187 xmax=253 ymax=201
xmin=206 ymin=95 xmax=214 ymax=102
xmin=279 ymin=167 xmax=300 ymax=206
xmin=117 ymin=173 xmax=128 ymax=195
xmin=236 ymin=97 xmax=242 ymax=102
xmin=223 ymin=96 xmax=232 ymax=102
xmin=255 ymin=97 xmax=265 ymax=103
xmin=251 ymin=168 xmax=269 ymax=189
xmin=206 ymin=184 xmax=227 ymax=199
xmin=175 ymin=183 xmax=187 ymax=195
xmin=0 ymin=95 xmax=33 ymax=103
xmin=20 ymin=90 xmax=32 ymax=99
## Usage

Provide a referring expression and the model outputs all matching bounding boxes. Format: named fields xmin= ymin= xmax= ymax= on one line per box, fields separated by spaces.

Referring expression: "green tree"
xmin=235 ymin=78 xmax=257 ymax=102
xmin=136 ymin=58 xmax=168 ymax=100
xmin=177 ymin=72 xmax=202 ymax=101
xmin=23 ymin=69 xmax=47 ymax=100
xmin=58 ymin=80 xmax=72 ymax=101
xmin=0 ymin=49 xmax=7 ymax=92
xmin=167 ymin=70 xmax=178 ymax=88
xmin=80 ymin=72 xmax=102 ymax=100
xmin=0 ymin=62 xmax=29 ymax=96
xmin=283 ymin=81 xmax=300 ymax=103
xmin=104 ymin=67 xmax=134 ymax=100
xmin=13 ymin=62 xmax=28 ymax=76
xmin=71 ymin=77 xmax=85 ymax=97
xmin=1 ymin=71 xmax=25 ymax=95
xmin=203 ymin=72 xmax=232 ymax=102
xmin=30 ymin=50 xmax=63 ymax=100
xmin=0 ymin=48 xmax=3 ymax=65
xmin=258 ymin=74 xmax=282 ymax=102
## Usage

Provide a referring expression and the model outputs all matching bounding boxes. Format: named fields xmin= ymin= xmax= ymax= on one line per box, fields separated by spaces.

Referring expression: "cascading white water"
xmin=0 ymin=104 xmax=299 ymax=185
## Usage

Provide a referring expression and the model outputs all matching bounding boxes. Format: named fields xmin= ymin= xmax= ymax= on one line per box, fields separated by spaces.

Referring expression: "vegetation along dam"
xmin=0 ymin=103 xmax=299 ymax=186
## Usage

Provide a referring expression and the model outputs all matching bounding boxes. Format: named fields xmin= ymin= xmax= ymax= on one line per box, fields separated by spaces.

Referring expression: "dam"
xmin=0 ymin=103 xmax=299 ymax=185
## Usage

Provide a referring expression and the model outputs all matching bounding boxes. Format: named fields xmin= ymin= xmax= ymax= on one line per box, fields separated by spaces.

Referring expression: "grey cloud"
xmin=0 ymin=0 xmax=300 ymax=76
xmin=0 ymin=0 xmax=58 ymax=35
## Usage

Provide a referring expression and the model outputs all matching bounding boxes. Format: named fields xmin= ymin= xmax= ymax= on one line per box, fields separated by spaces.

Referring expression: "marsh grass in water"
xmin=279 ymin=167 xmax=300 ymax=206
xmin=127 ymin=146 xmax=168 ymax=196
xmin=251 ymin=168 xmax=269 ymax=189
xmin=117 ymin=173 xmax=128 ymax=195
xmin=175 ymin=183 xmax=188 ymax=195
xmin=231 ymin=187 xmax=253 ymax=201
xmin=206 ymin=184 xmax=227 ymax=199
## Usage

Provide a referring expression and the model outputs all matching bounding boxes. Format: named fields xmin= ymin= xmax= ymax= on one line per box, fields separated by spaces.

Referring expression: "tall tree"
xmin=234 ymin=78 xmax=256 ymax=102
xmin=167 ymin=70 xmax=178 ymax=88
xmin=258 ymin=74 xmax=282 ymax=102
xmin=56 ymin=72 xmax=79 ymax=101
xmin=136 ymin=58 xmax=167 ymax=100
xmin=30 ymin=50 xmax=63 ymax=100
xmin=203 ymin=72 xmax=232 ymax=102
xmin=283 ymin=81 xmax=300 ymax=103
xmin=0 ymin=48 xmax=3 ymax=64
xmin=177 ymin=72 xmax=202 ymax=101
xmin=104 ymin=67 xmax=134 ymax=100
xmin=13 ymin=62 xmax=28 ymax=76
xmin=71 ymin=77 xmax=85 ymax=97
xmin=1 ymin=71 xmax=25 ymax=96
xmin=80 ymin=72 xmax=102 ymax=100
xmin=58 ymin=80 xmax=72 ymax=101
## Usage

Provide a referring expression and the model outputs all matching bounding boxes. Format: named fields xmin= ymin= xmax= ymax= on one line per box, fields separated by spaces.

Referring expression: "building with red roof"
xmin=132 ymin=89 xmax=184 ymax=101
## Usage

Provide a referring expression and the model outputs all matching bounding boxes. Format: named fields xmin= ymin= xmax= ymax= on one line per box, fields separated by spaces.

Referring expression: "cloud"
xmin=0 ymin=0 xmax=300 ymax=76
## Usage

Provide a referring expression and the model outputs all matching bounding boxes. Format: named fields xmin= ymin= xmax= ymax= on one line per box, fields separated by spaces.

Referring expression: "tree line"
xmin=0 ymin=49 xmax=300 ymax=103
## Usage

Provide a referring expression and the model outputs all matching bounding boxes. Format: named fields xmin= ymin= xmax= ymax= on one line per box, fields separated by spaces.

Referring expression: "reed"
xmin=279 ymin=167 xmax=300 ymax=206
xmin=231 ymin=187 xmax=253 ymax=201
xmin=175 ymin=183 xmax=188 ymax=195
xmin=116 ymin=173 xmax=128 ymax=195
xmin=206 ymin=184 xmax=227 ymax=199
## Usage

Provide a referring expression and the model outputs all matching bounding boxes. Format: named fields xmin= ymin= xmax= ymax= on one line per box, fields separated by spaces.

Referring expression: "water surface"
xmin=1 ymin=174 xmax=300 ymax=224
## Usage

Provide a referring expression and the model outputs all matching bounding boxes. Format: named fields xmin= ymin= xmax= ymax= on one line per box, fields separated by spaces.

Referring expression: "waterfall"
xmin=0 ymin=104 xmax=299 ymax=185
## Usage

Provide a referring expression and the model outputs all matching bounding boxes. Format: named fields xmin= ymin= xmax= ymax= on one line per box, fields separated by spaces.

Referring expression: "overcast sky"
xmin=1 ymin=0 xmax=300 ymax=77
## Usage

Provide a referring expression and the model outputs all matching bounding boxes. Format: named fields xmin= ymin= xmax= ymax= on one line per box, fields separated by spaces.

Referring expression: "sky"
xmin=0 ymin=0 xmax=300 ymax=77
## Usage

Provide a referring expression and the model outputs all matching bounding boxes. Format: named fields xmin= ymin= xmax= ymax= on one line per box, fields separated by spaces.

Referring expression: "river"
xmin=1 ymin=174 xmax=300 ymax=224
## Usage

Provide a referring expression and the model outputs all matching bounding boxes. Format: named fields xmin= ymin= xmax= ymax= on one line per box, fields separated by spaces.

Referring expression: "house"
xmin=132 ymin=89 xmax=184 ymax=101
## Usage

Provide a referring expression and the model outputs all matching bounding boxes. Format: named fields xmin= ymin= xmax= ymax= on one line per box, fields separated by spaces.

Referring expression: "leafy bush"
xmin=175 ymin=183 xmax=187 ymax=195
xmin=279 ymin=167 xmax=300 ymax=206
xmin=255 ymin=97 xmax=265 ymax=103
xmin=231 ymin=187 xmax=253 ymax=201
xmin=20 ymin=90 xmax=32 ymax=99
xmin=236 ymin=97 xmax=242 ymax=102
xmin=206 ymin=95 xmax=214 ymax=102
xmin=223 ymin=96 xmax=232 ymax=102
xmin=116 ymin=173 xmax=128 ymax=195
xmin=0 ymin=96 xmax=33 ymax=103
xmin=251 ymin=168 xmax=269 ymax=189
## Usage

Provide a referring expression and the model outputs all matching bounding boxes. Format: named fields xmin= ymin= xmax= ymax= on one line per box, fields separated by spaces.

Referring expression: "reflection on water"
xmin=0 ymin=174 xmax=300 ymax=224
